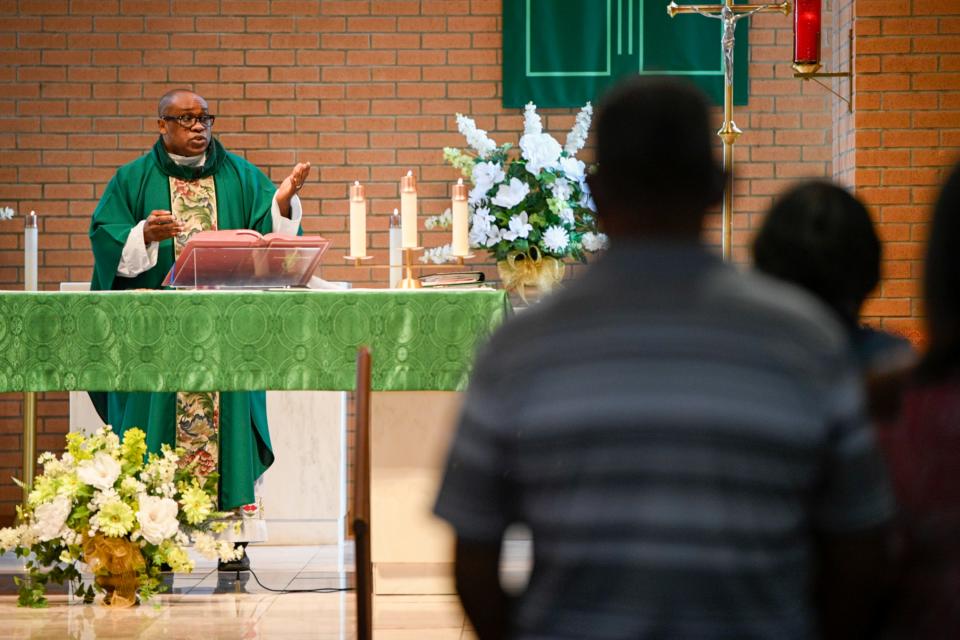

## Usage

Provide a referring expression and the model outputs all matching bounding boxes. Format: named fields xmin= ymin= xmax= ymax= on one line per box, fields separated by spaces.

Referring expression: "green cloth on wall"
xmin=0 ymin=289 xmax=510 ymax=394
xmin=502 ymin=0 xmax=750 ymax=108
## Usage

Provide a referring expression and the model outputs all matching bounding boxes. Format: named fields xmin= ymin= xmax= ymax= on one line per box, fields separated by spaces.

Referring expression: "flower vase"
xmin=95 ymin=570 xmax=140 ymax=608
xmin=83 ymin=535 xmax=145 ymax=608
xmin=497 ymin=247 xmax=565 ymax=308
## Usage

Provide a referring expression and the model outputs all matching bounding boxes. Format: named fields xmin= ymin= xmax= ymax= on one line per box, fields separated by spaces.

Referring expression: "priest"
xmin=88 ymin=88 xmax=311 ymax=571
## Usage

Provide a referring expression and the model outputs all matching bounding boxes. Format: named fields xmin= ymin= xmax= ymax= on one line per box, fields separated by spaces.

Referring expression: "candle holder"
xmin=344 ymin=255 xmax=374 ymax=267
xmin=793 ymin=29 xmax=852 ymax=113
xmin=398 ymin=247 xmax=423 ymax=289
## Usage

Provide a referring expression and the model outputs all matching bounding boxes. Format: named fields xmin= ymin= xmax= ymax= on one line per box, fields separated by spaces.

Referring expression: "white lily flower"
xmin=502 ymin=212 xmax=533 ymax=241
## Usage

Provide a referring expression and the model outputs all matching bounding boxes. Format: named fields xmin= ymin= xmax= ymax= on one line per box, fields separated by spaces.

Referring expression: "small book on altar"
xmin=418 ymin=271 xmax=486 ymax=288
xmin=163 ymin=229 xmax=331 ymax=289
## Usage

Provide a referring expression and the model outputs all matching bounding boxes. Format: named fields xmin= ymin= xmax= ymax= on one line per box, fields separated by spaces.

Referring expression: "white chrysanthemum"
xmin=550 ymin=177 xmax=573 ymax=203
xmin=520 ymin=133 xmax=562 ymax=176
xmin=0 ymin=525 xmax=23 ymax=551
xmin=523 ymin=102 xmax=543 ymax=136
xmin=582 ymin=231 xmax=609 ymax=252
xmin=558 ymin=207 xmax=575 ymax=226
xmin=0 ymin=207 xmax=15 ymax=220
xmin=502 ymin=212 xmax=533 ymax=241
xmin=33 ymin=495 xmax=71 ymax=542
xmin=560 ymin=157 xmax=586 ymax=181
xmin=491 ymin=178 xmax=530 ymax=209
xmin=456 ymin=113 xmax=497 ymax=158
xmin=136 ymin=494 xmax=180 ymax=545
xmin=218 ymin=542 xmax=244 ymax=563
xmin=564 ymin=101 xmax=593 ymax=156
xmin=542 ymin=225 xmax=570 ymax=254
xmin=76 ymin=451 xmax=121 ymax=491
xmin=193 ymin=532 xmax=219 ymax=560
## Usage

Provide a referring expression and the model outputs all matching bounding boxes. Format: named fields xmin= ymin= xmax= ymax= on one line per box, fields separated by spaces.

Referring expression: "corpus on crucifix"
xmin=667 ymin=0 xmax=791 ymax=259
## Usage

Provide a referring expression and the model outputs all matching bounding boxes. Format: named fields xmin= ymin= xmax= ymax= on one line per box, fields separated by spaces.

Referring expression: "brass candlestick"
xmin=398 ymin=247 xmax=423 ymax=289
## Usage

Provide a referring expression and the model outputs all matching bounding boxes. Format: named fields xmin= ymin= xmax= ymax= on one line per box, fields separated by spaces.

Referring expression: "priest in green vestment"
xmin=88 ymin=90 xmax=311 ymax=557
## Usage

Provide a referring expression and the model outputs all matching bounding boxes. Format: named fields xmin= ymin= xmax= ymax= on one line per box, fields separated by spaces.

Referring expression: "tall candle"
xmin=389 ymin=208 xmax=402 ymax=288
xmin=451 ymin=178 xmax=469 ymax=257
xmin=24 ymin=210 xmax=37 ymax=292
xmin=349 ymin=181 xmax=367 ymax=258
xmin=400 ymin=170 xmax=418 ymax=248
xmin=793 ymin=0 xmax=821 ymax=69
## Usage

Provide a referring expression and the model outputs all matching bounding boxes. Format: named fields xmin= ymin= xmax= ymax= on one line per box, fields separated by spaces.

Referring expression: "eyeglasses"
xmin=161 ymin=114 xmax=216 ymax=128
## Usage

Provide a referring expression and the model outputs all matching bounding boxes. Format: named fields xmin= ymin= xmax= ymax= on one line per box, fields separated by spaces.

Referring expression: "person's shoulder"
xmin=113 ymin=149 xmax=155 ymax=181
xmin=220 ymin=146 xmax=260 ymax=174
xmin=712 ymin=267 xmax=850 ymax=356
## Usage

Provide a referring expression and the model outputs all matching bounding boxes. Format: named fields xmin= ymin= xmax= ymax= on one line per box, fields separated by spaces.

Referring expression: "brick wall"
xmin=0 ymin=0 xmax=951 ymax=525
xmin=841 ymin=0 xmax=960 ymax=343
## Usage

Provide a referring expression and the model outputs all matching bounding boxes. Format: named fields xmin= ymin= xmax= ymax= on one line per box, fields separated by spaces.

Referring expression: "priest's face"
xmin=158 ymin=92 xmax=212 ymax=157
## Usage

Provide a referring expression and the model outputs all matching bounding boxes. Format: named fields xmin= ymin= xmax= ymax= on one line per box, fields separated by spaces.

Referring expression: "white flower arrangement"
xmin=0 ymin=206 xmax=15 ymax=220
xmin=0 ymin=427 xmax=241 ymax=608
xmin=443 ymin=102 xmax=607 ymax=263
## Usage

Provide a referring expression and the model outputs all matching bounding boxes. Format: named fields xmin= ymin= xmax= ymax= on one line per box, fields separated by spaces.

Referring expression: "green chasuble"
xmin=88 ymin=137 xmax=286 ymax=510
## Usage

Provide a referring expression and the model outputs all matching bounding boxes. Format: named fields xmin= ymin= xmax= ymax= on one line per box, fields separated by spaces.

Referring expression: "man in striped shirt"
xmin=434 ymin=78 xmax=894 ymax=640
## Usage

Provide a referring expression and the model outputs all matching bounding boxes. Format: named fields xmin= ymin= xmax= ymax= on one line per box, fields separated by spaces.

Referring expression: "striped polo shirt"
xmin=434 ymin=241 xmax=894 ymax=640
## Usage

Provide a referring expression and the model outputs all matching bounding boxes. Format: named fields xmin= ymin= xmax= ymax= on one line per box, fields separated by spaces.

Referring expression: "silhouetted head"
xmin=157 ymin=89 xmax=213 ymax=157
xmin=920 ymin=162 xmax=960 ymax=377
xmin=586 ymin=77 xmax=724 ymax=239
xmin=753 ymin=180 xmax=880 ymax=329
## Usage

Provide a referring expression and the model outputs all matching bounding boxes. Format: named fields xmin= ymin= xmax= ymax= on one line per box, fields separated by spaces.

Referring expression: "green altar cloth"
xmin=0 ymin=289 xmax=510 ymax=393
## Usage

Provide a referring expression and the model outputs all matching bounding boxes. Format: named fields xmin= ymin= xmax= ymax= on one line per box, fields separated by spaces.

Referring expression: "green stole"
xmin=88 ymin=137 xmax=281 ymax=510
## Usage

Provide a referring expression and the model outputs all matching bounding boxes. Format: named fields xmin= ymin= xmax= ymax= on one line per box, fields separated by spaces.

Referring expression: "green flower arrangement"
xmin=0 ymin=427 xmax=242 ymax=608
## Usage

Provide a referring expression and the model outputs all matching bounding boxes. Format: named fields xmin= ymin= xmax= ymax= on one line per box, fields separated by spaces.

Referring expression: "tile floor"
xmin=0 ymin=540 xmax=532 ymax=639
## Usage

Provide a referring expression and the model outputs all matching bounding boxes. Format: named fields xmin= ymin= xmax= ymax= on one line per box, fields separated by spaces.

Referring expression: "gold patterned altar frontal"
xmin=0 ymin=290 xmax=510 ymax=393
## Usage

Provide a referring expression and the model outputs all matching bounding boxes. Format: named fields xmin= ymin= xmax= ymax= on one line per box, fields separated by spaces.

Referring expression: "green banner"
xmin=503 ymin=0 xmax=750 ymax=107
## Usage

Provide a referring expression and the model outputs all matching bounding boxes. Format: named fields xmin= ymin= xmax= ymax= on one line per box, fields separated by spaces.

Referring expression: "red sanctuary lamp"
xmin=793 ymin=0 xmax=822 ymax=74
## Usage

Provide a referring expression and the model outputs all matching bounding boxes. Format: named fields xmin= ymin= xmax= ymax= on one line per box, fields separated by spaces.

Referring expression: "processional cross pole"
xmin=666 ymin=0 xmax=790 ymax=260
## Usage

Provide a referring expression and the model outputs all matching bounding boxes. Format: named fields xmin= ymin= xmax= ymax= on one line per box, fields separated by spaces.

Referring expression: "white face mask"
xmin=167 ymin=151 xmax=206 ymax=168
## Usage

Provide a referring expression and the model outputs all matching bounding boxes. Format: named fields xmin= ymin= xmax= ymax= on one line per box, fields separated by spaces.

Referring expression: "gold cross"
xmin=667 ymin=0 xmax=791 ymax=259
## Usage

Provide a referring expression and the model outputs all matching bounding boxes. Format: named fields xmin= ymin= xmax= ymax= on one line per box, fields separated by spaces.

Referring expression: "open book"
xmin=163 ymin=229 xmax=330 ymax=289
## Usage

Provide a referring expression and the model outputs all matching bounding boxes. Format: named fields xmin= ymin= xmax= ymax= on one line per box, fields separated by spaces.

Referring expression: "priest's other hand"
xmin=143 ymin=210 xmax=185 ymax=244
xmin=276 ymin=161 xmax=311 ymax=218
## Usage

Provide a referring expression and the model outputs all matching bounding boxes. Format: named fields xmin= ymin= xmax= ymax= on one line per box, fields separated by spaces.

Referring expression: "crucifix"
xmin=667 ymin=0 xmax=791 ymax=260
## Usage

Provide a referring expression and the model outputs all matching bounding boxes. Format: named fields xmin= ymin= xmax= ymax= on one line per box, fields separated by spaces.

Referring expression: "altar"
xmin=0 ymin=288 xmax=510 ymax=595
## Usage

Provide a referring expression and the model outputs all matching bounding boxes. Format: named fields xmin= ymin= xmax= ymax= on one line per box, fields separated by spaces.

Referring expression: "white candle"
xmin=24 ymin=210 xmax=37 ymax=292
xmin=400 ymin=170 xmax=418 ymax=248
xmin=451 ymin=178 xmax=469 ymax=257
xmin=389 ymin=208 xmax=402 ymax=288
xmin=348 ymin=181 xmax=367 ymax=258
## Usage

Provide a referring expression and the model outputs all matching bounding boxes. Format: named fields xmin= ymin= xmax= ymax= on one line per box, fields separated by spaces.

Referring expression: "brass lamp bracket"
xmin=793 ymin=28 xmax=853 ymax=112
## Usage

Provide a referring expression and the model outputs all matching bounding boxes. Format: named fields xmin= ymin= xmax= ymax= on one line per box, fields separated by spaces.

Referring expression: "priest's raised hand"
xmin=275 ymin=161 xmax=312 ymax=219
